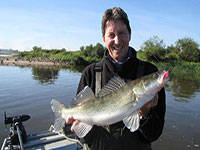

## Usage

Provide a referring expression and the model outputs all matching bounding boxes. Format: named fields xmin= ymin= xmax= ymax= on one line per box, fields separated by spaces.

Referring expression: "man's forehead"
xmin=105 ymin=20 xmax=128 ymax=32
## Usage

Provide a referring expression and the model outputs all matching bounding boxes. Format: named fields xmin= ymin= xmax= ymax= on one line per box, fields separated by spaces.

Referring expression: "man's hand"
xmin=66 ymin=116 xmax=80 ymax=132
xmin=139 ymin=94 xmax=158 ymax=118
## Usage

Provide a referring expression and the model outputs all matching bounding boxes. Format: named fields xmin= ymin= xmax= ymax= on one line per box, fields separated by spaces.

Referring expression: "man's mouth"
xmin=113 ymin=45 xmax=123 ymax=51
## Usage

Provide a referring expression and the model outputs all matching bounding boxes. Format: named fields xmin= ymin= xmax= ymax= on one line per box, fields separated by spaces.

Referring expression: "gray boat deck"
xmin=2 ymin=130 xmax=83 ymax=150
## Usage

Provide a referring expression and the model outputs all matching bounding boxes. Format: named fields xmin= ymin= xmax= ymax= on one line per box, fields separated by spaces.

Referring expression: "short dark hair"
xmin=102 ymin=7 xmax=131 ymax=36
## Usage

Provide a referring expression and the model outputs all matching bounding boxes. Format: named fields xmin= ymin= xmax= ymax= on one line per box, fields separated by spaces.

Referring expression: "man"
xmin=67 ymin=7 xmax=166 ymax=150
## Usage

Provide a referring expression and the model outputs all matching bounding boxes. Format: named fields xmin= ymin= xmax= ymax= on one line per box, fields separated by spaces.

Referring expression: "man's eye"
xmin=109 ymin=34 xmax=115 ymax=38
xmin=119 ymin=33 xmax=126 ymax=36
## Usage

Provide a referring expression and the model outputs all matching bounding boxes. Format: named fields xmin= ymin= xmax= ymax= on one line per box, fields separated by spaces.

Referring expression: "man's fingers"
xmin=66 ymin=116 xmax=75 ymax=124
xmin=71 ymin=120 xmax=80 ymax=132
xmin=66 ymin=116 xmax=80 ymax=132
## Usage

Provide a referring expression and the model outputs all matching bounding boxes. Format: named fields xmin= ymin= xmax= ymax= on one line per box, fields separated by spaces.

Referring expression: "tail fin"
xmin=51 ymin=99 xmax=66 ymax=133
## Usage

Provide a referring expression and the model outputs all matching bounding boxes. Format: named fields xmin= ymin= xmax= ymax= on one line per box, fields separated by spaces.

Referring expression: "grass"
xmin=153 ymin=61 xmax=200 ymax=80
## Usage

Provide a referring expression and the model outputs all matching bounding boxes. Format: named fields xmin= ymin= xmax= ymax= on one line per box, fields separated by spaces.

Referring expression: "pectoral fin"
xmin=123 ymin=110 xmax=140 ymax=132
xmin=73 ymin=122 xmax=93 ymax=138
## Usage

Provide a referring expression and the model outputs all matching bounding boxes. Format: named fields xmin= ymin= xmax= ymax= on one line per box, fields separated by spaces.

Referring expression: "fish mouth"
xmin=161 ymin=70 xmax=170 ymax=83
xmin=157 ymin=70 xmax=170 ymax=86
xmin=163 ymin=71 xmax=169 ymax=80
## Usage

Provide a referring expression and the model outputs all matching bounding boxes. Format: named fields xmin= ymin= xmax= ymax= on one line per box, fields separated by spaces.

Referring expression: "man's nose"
xmin=114 ymin=35 xmax=120 ymax=45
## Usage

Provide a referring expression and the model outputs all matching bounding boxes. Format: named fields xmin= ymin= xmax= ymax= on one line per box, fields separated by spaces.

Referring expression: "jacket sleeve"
xmin=137 ymin=63 xmax=166 ymax=142
xmin=137 ymin=88 xmax=166 ymax=142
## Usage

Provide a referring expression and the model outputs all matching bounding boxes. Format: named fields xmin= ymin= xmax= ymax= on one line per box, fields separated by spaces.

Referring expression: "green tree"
xmin=32 ymin=46 xmax=42 ymax=52
xmin=61 ymin=48 xmax=66 ymax=52
xmin=93 ymin=43 xmax=106 ymax=58
xmin=80 ymin=46 xmax=85 ymax=51
xmin=175 ymin=37 xmax=200 ymax=62
xmin=140 ymin=36 xmax=167 ymax=61
xmin=81 ymin=43 xmax=106 ymax=59
xmin=166 ymin=45 xmax=178 ymax=60
xmin=82 ymin=44 xmax=93 ymax=57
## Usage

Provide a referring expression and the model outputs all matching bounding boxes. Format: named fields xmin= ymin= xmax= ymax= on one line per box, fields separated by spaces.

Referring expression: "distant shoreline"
xmin=0 ymin=58 xmax=70 ymax=67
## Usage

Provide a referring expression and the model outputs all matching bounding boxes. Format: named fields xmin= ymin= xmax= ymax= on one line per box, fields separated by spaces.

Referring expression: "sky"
xmin=0 ymin=0 xmax=199 ymax=51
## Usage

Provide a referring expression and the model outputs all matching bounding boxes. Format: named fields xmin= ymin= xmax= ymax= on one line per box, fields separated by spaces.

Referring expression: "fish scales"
xmin=69 ymin=86 xmax=134 ymax=125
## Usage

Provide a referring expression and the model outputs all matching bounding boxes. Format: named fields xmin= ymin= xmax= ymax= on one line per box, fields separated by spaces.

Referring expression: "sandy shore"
xmin=0 ymin=58 xmax=70 ymax=67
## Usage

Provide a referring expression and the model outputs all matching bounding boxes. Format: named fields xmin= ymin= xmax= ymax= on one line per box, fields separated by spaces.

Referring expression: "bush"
xmin=71 ymin=56 xmax=88 ymax=66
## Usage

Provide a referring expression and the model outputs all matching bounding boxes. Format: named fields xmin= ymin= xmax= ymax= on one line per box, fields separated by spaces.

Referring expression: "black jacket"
xmin=76 ymin=47 xmax=166 ymax=150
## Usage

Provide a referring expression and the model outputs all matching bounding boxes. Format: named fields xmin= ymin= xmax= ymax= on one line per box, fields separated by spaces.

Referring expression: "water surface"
xmin=0 ymin=65 xmax=199 ymax=149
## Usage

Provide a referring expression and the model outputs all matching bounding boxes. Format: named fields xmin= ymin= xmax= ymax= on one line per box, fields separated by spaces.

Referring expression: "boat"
xmin=1 ymin=112 xmax=83 ymax=150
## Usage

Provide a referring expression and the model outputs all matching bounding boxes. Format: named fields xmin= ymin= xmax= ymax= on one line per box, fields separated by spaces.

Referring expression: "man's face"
xmin=102 ymin=20 xmax=131 ymax=62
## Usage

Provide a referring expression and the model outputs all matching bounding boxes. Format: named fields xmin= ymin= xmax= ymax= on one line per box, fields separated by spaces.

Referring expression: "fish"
xmin=51 ymin=70 xmax=169 ymax=138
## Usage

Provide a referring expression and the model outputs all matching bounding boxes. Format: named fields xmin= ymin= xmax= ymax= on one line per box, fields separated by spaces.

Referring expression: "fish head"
xmin=142 ymin=70 xmax=169 ymax=95
xmin=157 ymin=70 xmax=170 ymax=87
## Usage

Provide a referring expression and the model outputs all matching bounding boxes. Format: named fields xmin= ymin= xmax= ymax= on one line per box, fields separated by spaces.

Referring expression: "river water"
xmin=0 ymin=65 xmax=199 ymax=150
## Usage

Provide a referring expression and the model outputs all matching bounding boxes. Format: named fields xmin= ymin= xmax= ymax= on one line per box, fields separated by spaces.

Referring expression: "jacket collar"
xmin=104 ymin=47 xmax=136 ymax=62
xmin=104 ymin=47 xmax=137 ymax=73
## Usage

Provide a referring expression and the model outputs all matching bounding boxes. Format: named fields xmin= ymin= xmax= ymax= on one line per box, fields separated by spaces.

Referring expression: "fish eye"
xmin=152 ymin=73 xmax=157 ymax=78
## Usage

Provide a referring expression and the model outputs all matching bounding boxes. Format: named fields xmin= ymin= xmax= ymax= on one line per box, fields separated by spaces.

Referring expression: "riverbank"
xmin=2 ymin=57 xmax=200 ymax=80
xmin=0 ymin=58 xmax=70 ymax=67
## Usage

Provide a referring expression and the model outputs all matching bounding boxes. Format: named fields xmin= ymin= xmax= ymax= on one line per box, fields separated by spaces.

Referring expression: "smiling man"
xmin=103 ymin=19 xmax=130 ymax=62
xmin=66 ymin=7 xmax=166 ymax=150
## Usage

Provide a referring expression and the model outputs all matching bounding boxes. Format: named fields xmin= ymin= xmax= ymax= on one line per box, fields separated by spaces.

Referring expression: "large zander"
xmin=51 ymin=70 xmax=169 ymax=138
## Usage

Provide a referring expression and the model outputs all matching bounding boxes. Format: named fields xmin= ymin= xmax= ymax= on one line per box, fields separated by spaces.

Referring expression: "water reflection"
xmin=166 ymin=77 xmax=200 ymax=103
xmin=69 ymin=65 xmax=85 ymax=73
xmin=32 ymin=66 xmax=60 ymax=85
xmin=29 ymin=66 xmax=200 ymax=102
xmin=31 ymin=65 xmax=84 ymax=85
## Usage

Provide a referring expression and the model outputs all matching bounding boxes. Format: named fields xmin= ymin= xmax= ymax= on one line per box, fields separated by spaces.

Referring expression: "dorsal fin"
xmin=70 ymin=86 xmax=95 ymax=107
xmin=96 ymin=76 xmax=126 ymax=98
